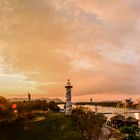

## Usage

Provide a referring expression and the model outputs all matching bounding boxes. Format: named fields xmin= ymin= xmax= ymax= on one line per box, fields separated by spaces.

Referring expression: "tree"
xmin=121 ymin=125 xmax=140 ymax=140
xmin=0 ymin=97 xmax=15 ymax=124
xmin=93 ymin=113 xmax=107 ymax=140
xmin=71 ymin=106 xmax=107 ymax=140
xmin=48 ymin=101 xmax=60 ymax=112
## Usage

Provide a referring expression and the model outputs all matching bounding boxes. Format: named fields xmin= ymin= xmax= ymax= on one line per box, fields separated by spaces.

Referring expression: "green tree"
xmin=121 ymin=125 xmax=140 ymax=140
xmin=48 ymin=101 xmax=60 ymax=112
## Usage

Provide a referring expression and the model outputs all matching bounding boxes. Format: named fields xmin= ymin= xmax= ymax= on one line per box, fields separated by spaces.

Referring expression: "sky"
xmin=0 ymin=0 xmax=140 ymax=101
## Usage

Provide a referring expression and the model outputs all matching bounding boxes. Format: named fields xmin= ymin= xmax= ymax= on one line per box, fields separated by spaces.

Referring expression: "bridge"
xmin=102 ymin=111 xmax=140 ymax=114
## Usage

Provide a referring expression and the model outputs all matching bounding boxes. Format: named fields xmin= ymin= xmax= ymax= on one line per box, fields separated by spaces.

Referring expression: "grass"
xmin=0 ymin=112 xmax=82 ymax=140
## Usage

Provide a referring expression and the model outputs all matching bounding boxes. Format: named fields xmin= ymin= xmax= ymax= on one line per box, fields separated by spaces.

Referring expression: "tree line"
xmin=0 ymin=98 xmax=60 ymax=124
xmin=76 ymin=101 xmax=139 ymax=109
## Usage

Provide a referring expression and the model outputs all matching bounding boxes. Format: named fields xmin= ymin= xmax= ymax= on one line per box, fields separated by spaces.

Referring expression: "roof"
xmin=123 ymin=116 xmax=139 ymax=122
xmin=111 ymin=114 xmax=125 ymax=121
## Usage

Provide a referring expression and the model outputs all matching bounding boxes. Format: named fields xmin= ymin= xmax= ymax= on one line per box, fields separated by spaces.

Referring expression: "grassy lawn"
xmin=0 ymin=112 xmax=82 ymax=140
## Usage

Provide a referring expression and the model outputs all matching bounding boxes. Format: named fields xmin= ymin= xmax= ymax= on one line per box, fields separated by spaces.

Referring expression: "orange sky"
xmin=0 ymin=0 xmax=140 ymax=101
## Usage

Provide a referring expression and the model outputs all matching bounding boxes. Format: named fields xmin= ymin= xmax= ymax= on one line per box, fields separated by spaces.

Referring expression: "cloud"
xmin=0 ymin=0 xmax=140 ymax=100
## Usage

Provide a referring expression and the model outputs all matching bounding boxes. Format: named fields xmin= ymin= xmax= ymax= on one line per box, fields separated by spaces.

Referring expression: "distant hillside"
xmin=50 ymin=98 xmax=64 ymax=103
xmin=33 ymin=97 xmax=64 ymax=103
xmin=9 ymin=97 xmax=64 ymax=103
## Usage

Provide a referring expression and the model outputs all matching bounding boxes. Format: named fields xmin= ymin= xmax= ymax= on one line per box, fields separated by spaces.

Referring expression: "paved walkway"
xmin=99 ymin=125 xmax=123 ymax=140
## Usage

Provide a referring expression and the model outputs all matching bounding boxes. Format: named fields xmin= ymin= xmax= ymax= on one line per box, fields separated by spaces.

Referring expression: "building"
xmin=65 ymin=79 xmax=73 ymax=115
xmin=122 ymin=98 xmax=133 ymax=109
xmin=110 ymin=114 xmax=139 ymax=128
xmin=110 ymin=114 xmax=125 ymax=128
xmin=122 ymin=116 xmax=139 ymax=127
xmin=122 ymin=98 xmax=133 ymax=105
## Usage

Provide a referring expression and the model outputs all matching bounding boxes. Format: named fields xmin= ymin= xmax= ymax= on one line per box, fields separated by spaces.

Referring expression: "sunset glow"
xmin=0 ymin=0 xmax=140 ymax=101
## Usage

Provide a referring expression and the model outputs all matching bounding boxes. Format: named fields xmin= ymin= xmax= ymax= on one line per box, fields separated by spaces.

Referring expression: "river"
xmin=58 ymin=104 xmax=140 ymax=121
xmin=84 ymin=105 xmax=140 ymax=121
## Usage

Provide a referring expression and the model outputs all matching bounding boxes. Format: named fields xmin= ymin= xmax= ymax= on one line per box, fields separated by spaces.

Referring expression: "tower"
xmin=90 ymin=98 xmax=92 ymax=103
xmin=65 ymin=79 xmax=73 ymax=115
xmin=28 ymin=93 xmax=31 ymax=101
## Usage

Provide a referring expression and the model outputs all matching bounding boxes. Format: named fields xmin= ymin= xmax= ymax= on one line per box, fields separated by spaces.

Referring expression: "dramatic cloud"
xmin=0 ymin=0 xmax=140 ymax=101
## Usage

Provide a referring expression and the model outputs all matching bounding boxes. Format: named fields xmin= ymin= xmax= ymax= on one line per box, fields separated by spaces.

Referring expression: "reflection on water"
xmin=134 ymin=113 xmax=140 ymax=120
xmin=58 ymin=104 xmax=140 ymax=122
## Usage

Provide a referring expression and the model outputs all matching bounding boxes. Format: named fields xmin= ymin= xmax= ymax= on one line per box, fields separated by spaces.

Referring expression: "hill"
xmin=9 ymin=97 xmax=64 ymax=103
